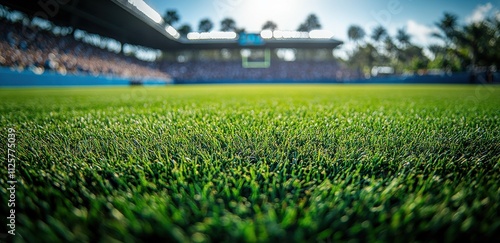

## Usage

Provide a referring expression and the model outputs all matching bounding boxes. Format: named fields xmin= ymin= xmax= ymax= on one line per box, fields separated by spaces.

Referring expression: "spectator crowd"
xmin=0 ymin=18 xmax=171 ymax=81
xmin=160 ymin=60 xmax=361 ymax=81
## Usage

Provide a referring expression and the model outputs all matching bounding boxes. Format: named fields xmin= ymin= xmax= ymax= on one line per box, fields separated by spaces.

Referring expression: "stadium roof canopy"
xmin=1 ymin=0 xmax=343 ymax=51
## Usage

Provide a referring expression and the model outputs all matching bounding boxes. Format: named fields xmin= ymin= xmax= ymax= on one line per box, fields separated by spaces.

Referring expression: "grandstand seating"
xmin=0 ymin=18 xmax=170 ymax=81
xmin=160 ymin=61 xmax=362 ymax=81
xmin=0 ymin=17 xmax=362 ymax=82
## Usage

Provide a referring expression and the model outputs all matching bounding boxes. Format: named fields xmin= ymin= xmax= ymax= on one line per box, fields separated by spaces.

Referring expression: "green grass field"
xmin=1 ymin=85 xmax=499 ymax=242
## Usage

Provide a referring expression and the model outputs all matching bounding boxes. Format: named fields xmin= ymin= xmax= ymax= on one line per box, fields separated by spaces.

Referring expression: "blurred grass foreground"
xmin=1 ymin=85 xmax=499 ymax=242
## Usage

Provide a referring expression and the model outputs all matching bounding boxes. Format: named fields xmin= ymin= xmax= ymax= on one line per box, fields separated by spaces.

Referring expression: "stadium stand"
xmin=2 ymin=2 xmax=493 ymax=85
xmin=0 ymin=18 xmax=171 ymax=81
xmin=0 ymin=15 xmax=359 ymax=83
xmin=0 ymin=2 xmax=362 ymax=84
xmin=161 ymin=60 xmax=362 ymax=82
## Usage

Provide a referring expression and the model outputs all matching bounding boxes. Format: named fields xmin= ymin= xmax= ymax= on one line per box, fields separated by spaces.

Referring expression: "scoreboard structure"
xmin=238 ymin=34 xmax=270 ymax=68
xmin=238 ymin=33 xmax=265 ymax=46
xmin=182 ymin=32 xmax=343 ymax=68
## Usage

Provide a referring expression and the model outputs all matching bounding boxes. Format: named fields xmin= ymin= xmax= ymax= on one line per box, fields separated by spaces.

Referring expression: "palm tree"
xmin=383 ymin=36 xmax=398 ymax=62
xmin=371 ymin=26 xmax=387 ymax=43
xmin=347 ymin=25 xmax=366 ymax=45
xmin=198 ymin=18 xmax=213 ymax=32
xmin=297 ymin=23 xmax=308 ymax=32
xmin=428 ymin=44 xmax=446 ymax=57
xmin=178 ymin=24 xmax=192 ymax=37
xmin=396 ymin=28 xmax=411 ymax=47
xmin=430 ymin=13 xmax=459 ymax=69
xmin=458 ymin=21 xmax=491 ymax=66
xmin=305 ymin=14 xmax=321 ymax=30
xmin=235 ymin=28 xmax=246 ymax=34
xmin=297 ymin=14 xmax=322 ymax=31
xmin=220 ymin=18 xmax=236 ymax=31
xmin=262 ymin=21 xmax=278 ymax=30
xmin=163 ymin=10 xmax=180 ymax=26
xmin=433 ymin=12 xmax=458 ymax=44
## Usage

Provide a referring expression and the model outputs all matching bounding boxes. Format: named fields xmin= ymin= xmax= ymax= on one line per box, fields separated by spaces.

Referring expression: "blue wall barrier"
xmin=0 ymin=68 xmax=170 ymax=87
xmin=175 ymin=72 xmax=499 ymax=85
xmin=0 ymin=67 xmax=497 ymax=87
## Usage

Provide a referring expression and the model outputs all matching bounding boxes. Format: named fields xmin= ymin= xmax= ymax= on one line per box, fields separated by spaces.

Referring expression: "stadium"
xmin=0 ymin=0 xmax=499 ymax=242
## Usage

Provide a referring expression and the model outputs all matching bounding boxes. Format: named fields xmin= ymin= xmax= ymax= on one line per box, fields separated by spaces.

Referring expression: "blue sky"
xmin=145 ymin=0 xmax=499 ymax=56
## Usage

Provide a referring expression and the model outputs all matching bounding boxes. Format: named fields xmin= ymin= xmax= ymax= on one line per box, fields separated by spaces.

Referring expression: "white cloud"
xmin=405 ymin=20 xmax=443 ymax=59
xmin=406 ymin=20 xmax=439 ymax=46
xmin=466 ymin=3 xmax=493 ymax=23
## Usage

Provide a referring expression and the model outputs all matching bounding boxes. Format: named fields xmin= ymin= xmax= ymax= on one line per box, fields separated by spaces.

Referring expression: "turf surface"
xmin=1 ymin=85 xmax=499 ymax=242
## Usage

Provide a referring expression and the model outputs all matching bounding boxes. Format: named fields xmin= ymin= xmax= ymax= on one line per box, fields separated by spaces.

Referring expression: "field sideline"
xmin=1 ymin=85 xmax=499 ymax=242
